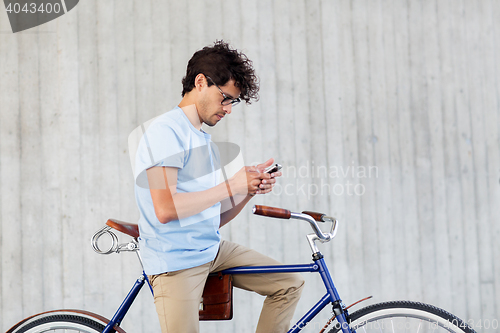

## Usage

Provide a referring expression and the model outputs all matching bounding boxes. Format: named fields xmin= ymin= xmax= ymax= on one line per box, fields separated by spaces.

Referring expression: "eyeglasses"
xmin=205 ymin=75 xmax=241 ymax=106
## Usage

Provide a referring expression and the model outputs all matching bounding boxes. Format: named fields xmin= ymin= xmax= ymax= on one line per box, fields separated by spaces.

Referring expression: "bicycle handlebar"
xmin=252 ymin=206 xmax=326 ymax=222
xmin=252 ymin=205 xmax=337 ymax=242
xmin=252 ymin=205 xmax=291 ymax=219
xmin=301 ymin=211 xmax=326 ymax=222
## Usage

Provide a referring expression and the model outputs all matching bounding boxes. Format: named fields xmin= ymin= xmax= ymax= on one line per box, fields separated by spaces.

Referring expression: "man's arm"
xmin=147 ymin=165 xmax=266 ymax=224
xmin=219 ymin=195 xmax=253 ymax=228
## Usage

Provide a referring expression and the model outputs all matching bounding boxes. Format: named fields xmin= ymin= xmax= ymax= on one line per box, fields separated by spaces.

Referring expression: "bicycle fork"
xmin=288 ymin=253 xmax=352 ymax=333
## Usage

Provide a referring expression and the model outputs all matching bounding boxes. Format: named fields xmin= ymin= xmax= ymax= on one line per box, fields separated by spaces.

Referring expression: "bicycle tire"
xmin=6 ymin=310 xmax=122 ymax=333
xmin=327 ymin=301 xmax=477 ymax=333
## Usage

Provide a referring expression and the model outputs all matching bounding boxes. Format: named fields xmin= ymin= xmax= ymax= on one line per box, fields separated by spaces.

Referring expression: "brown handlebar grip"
xmin=252 ymin=205 xmax=291 ymax=219
xmin=302 ymin=211 xmax=325 ymax=222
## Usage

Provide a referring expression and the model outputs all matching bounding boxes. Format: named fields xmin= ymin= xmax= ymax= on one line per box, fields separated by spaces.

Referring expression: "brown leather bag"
xmin=199 ymin=272 xmax=233 ymax=320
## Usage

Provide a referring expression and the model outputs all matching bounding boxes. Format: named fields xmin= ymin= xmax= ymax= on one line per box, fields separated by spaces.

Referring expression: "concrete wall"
xmin=1 ymin=0 xmax=499 ymax=332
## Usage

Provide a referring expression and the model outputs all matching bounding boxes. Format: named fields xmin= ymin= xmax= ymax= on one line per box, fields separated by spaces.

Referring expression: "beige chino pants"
xmin=148 ymin=240 xmax=305 ymax=333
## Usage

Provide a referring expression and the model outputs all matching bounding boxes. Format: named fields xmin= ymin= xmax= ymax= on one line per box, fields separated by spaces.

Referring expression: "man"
xmin=133 ymin=41 xmax=304 ymax=333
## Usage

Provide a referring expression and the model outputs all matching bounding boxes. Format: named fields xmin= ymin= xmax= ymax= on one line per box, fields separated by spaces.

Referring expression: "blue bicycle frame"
xmin=222 ymin=256 xmax=351 ymax=333
xmin=101 ymin=254 xmax=352 ymax=333
xmin=101 ymin=272 xmax=152 ymax=333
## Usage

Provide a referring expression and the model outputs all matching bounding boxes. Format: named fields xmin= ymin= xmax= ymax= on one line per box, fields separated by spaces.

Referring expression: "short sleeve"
xmin=134 ymin=121 xmax=185 ymax=188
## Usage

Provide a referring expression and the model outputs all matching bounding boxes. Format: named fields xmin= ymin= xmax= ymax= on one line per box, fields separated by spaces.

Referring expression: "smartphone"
xmin=264 ymin=163 xmax=282 ymax=174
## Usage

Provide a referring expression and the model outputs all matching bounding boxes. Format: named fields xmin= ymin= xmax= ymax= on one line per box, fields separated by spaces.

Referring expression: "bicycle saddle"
xmin=106 ymin=219 xmax=140 ymax=239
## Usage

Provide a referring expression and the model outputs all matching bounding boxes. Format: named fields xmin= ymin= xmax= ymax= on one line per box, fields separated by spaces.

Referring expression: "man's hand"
xmin=227 ymin=158 xmax=282 ymax=197
xmin=220 ymin=158 xmax=282 ymax=227
xmin=255 ymin=158 xmax=282 ymax=194
xmin=228 ymin=166 xmax=266 ymax=196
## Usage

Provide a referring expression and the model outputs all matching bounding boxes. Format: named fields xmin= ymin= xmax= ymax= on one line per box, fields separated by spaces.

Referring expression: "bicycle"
xmin=7 ymin=205 xmax=477 ymax=333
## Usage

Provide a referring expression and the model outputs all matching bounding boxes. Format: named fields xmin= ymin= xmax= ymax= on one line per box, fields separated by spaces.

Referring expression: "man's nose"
xmin=222 ymin=104 xmax=232 ymax=114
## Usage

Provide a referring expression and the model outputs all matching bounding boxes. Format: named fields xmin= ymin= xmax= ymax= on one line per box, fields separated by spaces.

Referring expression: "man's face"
xmin=198 ymin=79 xmax=241 ymax=127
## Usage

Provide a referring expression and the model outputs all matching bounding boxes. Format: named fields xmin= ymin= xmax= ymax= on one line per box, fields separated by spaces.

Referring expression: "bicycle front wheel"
xmin=327 ymin=301 xmax=477 ymax=333
xmin=6 ymin=309 xmax=123 ymax=333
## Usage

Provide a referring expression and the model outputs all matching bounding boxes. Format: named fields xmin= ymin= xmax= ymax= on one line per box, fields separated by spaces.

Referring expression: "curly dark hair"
xmin=181 ymin=40 xmax=259 ymax=104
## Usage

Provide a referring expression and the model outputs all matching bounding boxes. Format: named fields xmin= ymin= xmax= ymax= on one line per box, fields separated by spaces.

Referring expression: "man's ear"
xmin=194 ymin=73 xmax=207 ymax=92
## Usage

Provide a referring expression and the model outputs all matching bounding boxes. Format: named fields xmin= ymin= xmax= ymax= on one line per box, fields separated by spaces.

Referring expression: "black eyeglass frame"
xmin=205 ymin=75 xmax=241 ymax=106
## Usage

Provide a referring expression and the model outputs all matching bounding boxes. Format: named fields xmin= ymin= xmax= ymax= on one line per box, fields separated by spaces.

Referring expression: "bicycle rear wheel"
xmin=6 ymin=310 xmax=123 ymax=333
xmin=327 ymin=301 xmax=477 ymax=333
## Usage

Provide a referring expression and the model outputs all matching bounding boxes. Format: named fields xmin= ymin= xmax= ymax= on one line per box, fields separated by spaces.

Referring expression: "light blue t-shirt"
xmin=134 ymin=107 xmax=222 ymax=275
